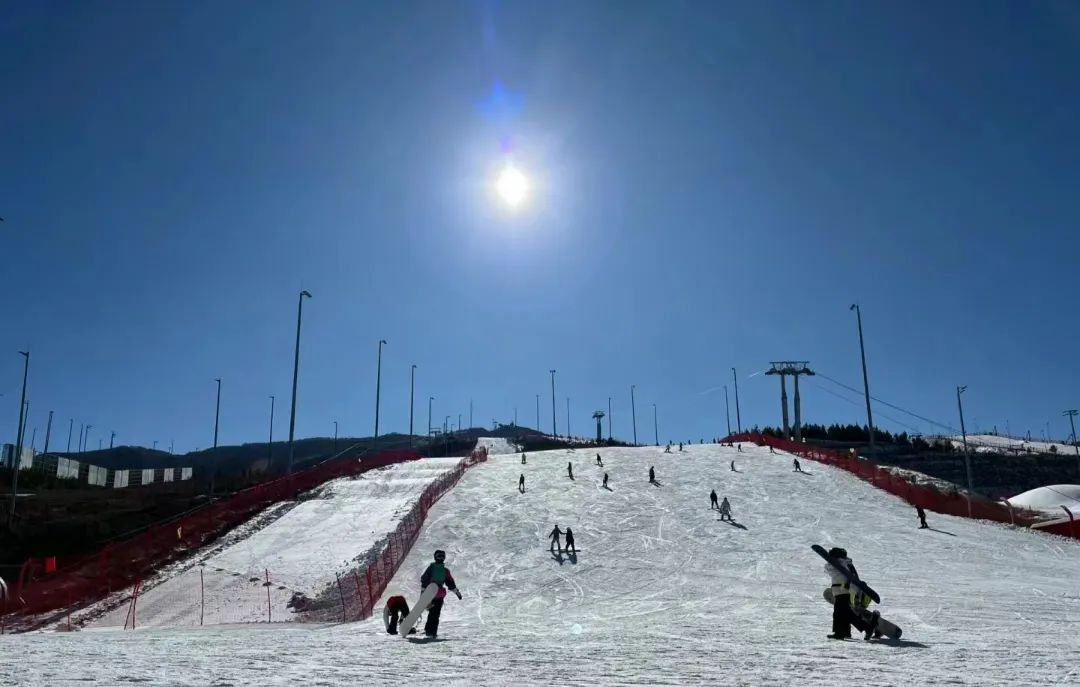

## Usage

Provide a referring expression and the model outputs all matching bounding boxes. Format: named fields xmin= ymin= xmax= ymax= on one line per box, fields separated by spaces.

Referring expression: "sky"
xmin=2 ymin=0 xmax=1079 ymax=454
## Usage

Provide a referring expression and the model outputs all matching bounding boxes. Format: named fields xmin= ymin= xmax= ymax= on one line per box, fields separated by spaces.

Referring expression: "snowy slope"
xmin=1007 ymin=484 xmax=1080 ymax=513
xmin=86 ymin=457 xmax=463 ymax=627
xmin=475 ymin=436 xmax=519 ymax=455
xmin=8 ymin=444 xmax=1080 ymax=686
xmin=946 ymin=433 xmax=1079 ymax=456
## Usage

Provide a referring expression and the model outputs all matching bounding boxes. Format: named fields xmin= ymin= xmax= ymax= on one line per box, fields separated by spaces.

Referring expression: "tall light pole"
xmin=78 ymin=424 xmax=84 ymax=453
xmin=535 ymin=394 xmax=540 ymax=431
xmin=1064 ymin=409 xmax=1079 ymax=477
xmin=631 ymin=384 xmax=638 ymax=446
xmin=566 ymin=397 xmax=571 ymax=439
xmin=43 ymin=410 xmax=54 ymax=454
xmin=109 ymin=430 xmax=115 ymax=449
xmin=653 ymin=403 xmax=659 ymax=446
xmin=211 ymin=378 xmax=221 ymax=497
xmin=8 ymin=350 xmax=28 ymax=518
xmin=469 ymin=399 xmax=473 ymax=430
xmin=374 ymin=339 xmax=387 ymax=451
xmin=409 ymin=364 xmax=417 ymax=442
xmin=268 ymin=395 xmax=275 ymax=467
xmin=66 ymin=418 xmax=73 ymax=453
xmin=731 ymin=368 xmax=742 ymax=433
xmin=956 ymin=385 xmax=973 ymax=517
xmin=550 ymin=370 xmax=557 ymax=437
xmin=428 ymin=396 xmax=434 ymax=437
xmin=85 ymin=425 xmax=92 ymax=455
xmin=287 ymin=289 xmax=312 ymax=475
xmin=608 ymin=396 xmax=613 ymax=441
xmin=333 ymin=420 xmax=338 ymax=453
xmin=724 ymin=385 xmax=732 ymax=436
xmin=850 ymin=304 xmax=876 ymax=459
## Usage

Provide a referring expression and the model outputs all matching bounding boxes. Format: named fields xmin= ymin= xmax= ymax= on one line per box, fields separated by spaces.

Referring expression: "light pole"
xmin=1064 ymin=409 xmax=1079 ymax=477
xmin=287 ymin=289 xmax=312 ymax=475
xmin=211 ymin=378 xmax=221 ymax=497
xmin=10 ymin=350 xmax=29 ymax=516
xmin=43 ymin=410 xmax=54 ymax=455
xmin=78 ymin=424 xmax=84 ymax=453
xmin=109 ymin=430 xmax=115 ymax=449
xmin=956 ymin=385 xmax=973 ymax=517
xmin=550 ymin=370 xmax=557 ymax=437
xmin=653 ymin=403 xmax=659 ymax=446
xmin=608 ymin=396 xmax=613 ymax=441
xmin=428 ymin=396 xmax=434 ymax=437
xmin=631 ymin=384 xmax=638 ymax=446
xmin=374 ymin=339 xmax=387 ymax=451
xmin=566 ymin=397 xmax=571 ymax=438
xmin=535 ymin=394 xmax=540 ymax=431
xmin=409 ymin=364 xmax=417 ymax=442
xmin=85 ymin=425 xmax=92 ymax=455
xmin=850 ymin=304 xmax=876 ymax=459
xmin=268 ymin=395 xmax=275 ymax=467
xmin=67 ymin=418 xmax=73 ymax=453
xmin=724 ymin=385 xmax=732 ymax=436
xmin=731 ymin=368 xmax=742 ymax=433
xmin=333 ymin=420 xmax=338 ymax=453
xmin=469 ymin=399 xmax=473 ymax=430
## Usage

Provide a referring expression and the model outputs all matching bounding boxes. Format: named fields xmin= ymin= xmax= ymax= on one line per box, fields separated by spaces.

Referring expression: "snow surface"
xmin=1007 ymin=484 xmax=1080 ymax=514
xmin=475 ymin=436 xmax=519 ymax=455
xmin=7 ymin=443 xmax=1080 ymax=686
xmin=84 ymin=457 xmax=463 ymax=627
xmin=945 ymin=433 xmax=1080 ymax=456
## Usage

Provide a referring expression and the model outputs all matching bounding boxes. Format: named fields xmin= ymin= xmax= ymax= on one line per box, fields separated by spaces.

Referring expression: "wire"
xmin=807 ymin=381 xmax=924 ymax=434
xmin=815 ymin=372 xmax=959 ymax=434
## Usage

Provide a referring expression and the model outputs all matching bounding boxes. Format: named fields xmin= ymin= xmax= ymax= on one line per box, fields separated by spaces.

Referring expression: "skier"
xmin=678 ymin=442 xmax=683 ymax=452
xmin=564 ymin=527 xmax=577 ymax=555
xmin=737 ymin=444 xmax=743 ymax=452
xmin=710 ymin=489 xmax=719 ymax=510
xmin=549 ymin=525 xmax=564 ymax=553
xmin=824 ymin=547 xmax=870 ymax=640
xmin=769 ymin=446 xmax=776 ymax=454
xmin=730 ymin=460 xmax=736 ymax=472
xmin=519 ymin=473 xmax=525 ymax=493
xmin=596 ymin=453 xmax=603 ymax=467
xmin=420 ymin=550 xmax=461 ymax=638
xmin=603 ymin=472 xmax=609 ymax=488
xmin=649 ymin=466 xmax=656 ymax=483
xmin=916 ymin=505 xmax=928 ymax=529
xmin=664 ymin=443 xmax=672 ymax=454
xmin=719 ymin=497 xmax=732 ymax=521
xmin=383 ymin=594 xmax=416 ymax=635
xmin=567 ymin=462 xmax=574 ymax=480
xmin=793 ymin=458 xmax=803 ymax=473
xmin=521 ymin=452 xmax=527 ymax=465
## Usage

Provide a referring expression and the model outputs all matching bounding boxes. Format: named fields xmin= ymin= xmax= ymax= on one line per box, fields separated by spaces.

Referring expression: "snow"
xmin=7 ymin=443 xmax=1080 ymax=686
xmin=944 ymin=433 xmax=1080 ymax=456
xmin=1006 ymin=484 xmax=1080 ymax=514
xmin=475 ymin=436 xmax=519 ymax=455
xmin=83 ymin=456 xmax=463 ymax=627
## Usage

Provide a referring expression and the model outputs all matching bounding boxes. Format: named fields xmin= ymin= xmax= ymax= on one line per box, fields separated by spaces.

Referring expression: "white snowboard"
xmin=822 ymin=588 xmax=902 ymax=639
xmin=398 ymin=583 xmax=439 ymax=638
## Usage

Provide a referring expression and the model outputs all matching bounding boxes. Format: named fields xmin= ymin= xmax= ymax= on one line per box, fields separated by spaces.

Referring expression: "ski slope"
xmin=945 ymin=433 xmax=1079 ymax=456
xmin=7 ymin=443 xmax=1080 ymax=686
xmin=85 ymin=456 xmax=464 ymax=627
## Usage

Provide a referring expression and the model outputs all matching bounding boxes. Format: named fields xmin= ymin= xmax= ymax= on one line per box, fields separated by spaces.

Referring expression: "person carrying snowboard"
xmin=567 ymin=462 xmax=574 ymax=480
xmin=519 ymin=473 xmax=525 ymax=493
xmin=564 ymin=527 xmax=577 ymax=555
xmin=549 ymin=525 xmax=564 ymax=553
xmin=793 ymin=458 xmax=803 ymax=473
xmin=383 ymin=594 xmax=416 ymax=635
xmin=420 ymin=549 xmax=461 ymax=638
xmin=649 ymin=466 xmax=656 ymax=483
xmin=719 ymin=497 xmax=732 ymax=521
xmin=710 ymin=489 xmax=719 ymax=510
xmin=596 ymin=453 xmax=603 ymax=467
xmin=824 ymin=547 xmax=869 ymax=640
xmin=916 ymin=505 xmax=928 ymax=529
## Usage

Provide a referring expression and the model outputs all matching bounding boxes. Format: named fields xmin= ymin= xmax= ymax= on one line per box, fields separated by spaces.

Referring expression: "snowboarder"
xmin=824 ymin=547 xmax=869 ymax=640
xmin=596 ymin=453 xmax=603 ymax=467
xmin=769 ymin=446 xmax=776 ymax=454
xmin=549 ymin=525 xmax=564 ymax=553
xmin=719 ymin=497 xmax=732 ymax=521
xmin=793 ymin=458 xmax=803 ymax=473
xmin=564 ymin=527 xmax=577 ymax=555
xmin=519 ymin=473 xmax=525 ymax=493
xmin=420 ymin=550 xmax=461 ymax=638
xmin=567 ymin=462 xmax=574 ymax=480
xmin=678 ymin=442 xmax=683 ymax=452
xmin=521 ymin=453 xmax=527 ymax=465
xmin=730 ymin=460 xmax=736 ymax=472
xmin=737 ymin=444 xmax=743 ymax=452
xmin=383 ymin=595 xmax=416 ymax=635
xmin=648 ymin=466 xmax=656 ymax=483
xmin=664 ymin=443 xmax=672 ymax=454
xmin=603 ymin=472 xmax=609 ymax=488
xmin=710 ymin=489 xmax=719 ymax=510
xmin=916 ymin=505 xmax=928 ymax=529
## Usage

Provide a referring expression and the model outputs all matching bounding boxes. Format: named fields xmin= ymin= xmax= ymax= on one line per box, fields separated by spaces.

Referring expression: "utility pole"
xmin=550 ymin=370 xmax=557 ymax=437
xmin=653 ymin=403 xmax=659 ymax=446
xmin=608 ymin=396 xmax=613 ymax=441
xmin=765 ymin=362 xmax=814 ymax=442
xmin=268 ymin=395 xmax=275 ymax=467
xmin=333 ymin=420 xmax=338 ymax=453
xmin=851 ymin=304 xmax=876 ymax=458
xmin=288 ymin=289 xmax=312 ymax=474
xmin=10 ymin=350 xmax=29 ymax=518
xmin=374 ymin=339 xmax=387 ymax=451
xmin=469 ymin=399 xmax=473 ymax=430
xmin=566 ymin=397 xmax=571 ymax=438
xmin=631 ymin=384 xmax=638 ymax=445
xmin=724 ymin=385 xmax=732 ymax=436
xmin=957 ymin=385 xmax=973 ymax=517
xmin=1065 ymin=409 xmax=1079 ymax=477
xmin=43 ymin=410 xmax=54 ymax=454
xmin=109 ymin=430 xmax=115 ymax=449
xmin=535 ymin=394 xmax=540 ymax=431
xmin=66 ymin=418 xmax=73 ymax=453
xmin=78 ymin=424 xmax=84 ymax=453
xmin=428 ymin=396 xmax=434 ymax=438
xmin=409 ymin=364 xmax=417 ymax=442
xmin=85 ymin=424 xmax=92 ymax=454
xmin=211 ymin=378 xmax=221 ymax=498
xmin=731 ymin=368 xmax=742 ymax=433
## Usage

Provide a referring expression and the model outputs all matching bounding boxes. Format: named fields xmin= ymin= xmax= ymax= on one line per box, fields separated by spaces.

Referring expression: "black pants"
xmin=386 ymin=602 xmax=410 ymax=634
xmin=832 ymin=593 xmax=870 ymax=636
xmin=565 ymin=539 xmax=576 ymax=554
xmin=424 ymin=597 xmax=444 ymax=636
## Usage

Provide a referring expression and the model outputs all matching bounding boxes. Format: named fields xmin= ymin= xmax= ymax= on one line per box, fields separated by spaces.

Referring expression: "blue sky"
xmin=2 ymin=1 xmax=1078 ymax=453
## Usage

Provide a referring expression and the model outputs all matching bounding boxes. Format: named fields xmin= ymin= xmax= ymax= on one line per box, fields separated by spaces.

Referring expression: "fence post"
xmin=1006 ymin=501 xmax=1015 ymax=526
xmin=200 ymin=567 xmax=205 ymax=626
xmin=353 ymin=571 xmax=364 ymax=620
xmin=336 ymin=573 xmax=346 ymax=622
xmin=366 ymin=567 xmax=375 ymax=614
xmin=1063 ymin=506 xmax=1076 ymax=539
xmin=265 ymin=569 xmax=272 ymax=622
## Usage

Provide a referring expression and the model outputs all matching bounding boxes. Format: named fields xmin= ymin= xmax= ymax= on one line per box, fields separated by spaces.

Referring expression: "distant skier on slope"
xmin=916 ymin=505 xmax=928 ymax=529
xmin=383 ymin=595 xmax=417 ymax=635
xmin=567 ymin=462 xmax=574 ymax=480
xmin=730 ymin=460 xmax=736 ymax=472
xmin=522 ymin=453 xmax=527 ymax=465
xmin=678 ymin=442 xmax=683 ymax=452
xmin=793 ymin=458 xmax=803 ymax=473
xmin=519 ymin=473 xmax=525 ymax=493
xmin=824 ymin=547 xmax=870 ymax=640
xmin=665 ymin=443 xmax=672 ymax=453
xmin=549 ymin=525 xmax=565 ymax=553
xmin=603 ymin=472 xmax=609 ymax=488
xmin=719 ymin=497 xmax=732 ymax=521
xmin=737 ymin=444 xmax=743 ymax=452
xmin=596 ymin=453 xmax=603 ymax=466
xmin=564 ymin=527 xmax=577 ymax=555
xmin=420 ymin=550 xmax=462 ymax=638
xmin=710 ymin=489 xmax=719 ymax=510
xmin=649 ymin=466 xmax=656 ymax=483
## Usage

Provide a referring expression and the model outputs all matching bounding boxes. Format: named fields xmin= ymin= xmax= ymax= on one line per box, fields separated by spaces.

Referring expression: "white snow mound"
xmin=1006 ymin=484 xmax=1080 ymax=513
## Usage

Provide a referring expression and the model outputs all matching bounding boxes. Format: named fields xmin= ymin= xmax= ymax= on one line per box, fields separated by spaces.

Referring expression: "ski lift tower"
xmin=592 ymin=410 xmax=606 ymax=443
xmin=765 ymin=362 xmax=815 ymax=442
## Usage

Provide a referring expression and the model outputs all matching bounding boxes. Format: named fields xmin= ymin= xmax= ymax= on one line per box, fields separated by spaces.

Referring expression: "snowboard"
xmin=822 ymin=588 xmax=903 ymax=640
xmin=811 ymin=544 xmax=881 ymax=604
xmin=398 ymin=583 xmax=438 ymax=639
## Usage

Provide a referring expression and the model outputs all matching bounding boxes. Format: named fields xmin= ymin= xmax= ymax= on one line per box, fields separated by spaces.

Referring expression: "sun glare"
xmin=495 ymin=165 xmax=529 ymax=208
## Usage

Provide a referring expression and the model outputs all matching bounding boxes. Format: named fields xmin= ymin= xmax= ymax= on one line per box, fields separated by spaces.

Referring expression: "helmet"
xmin=433 ymin=549 xmax=446 ymax=563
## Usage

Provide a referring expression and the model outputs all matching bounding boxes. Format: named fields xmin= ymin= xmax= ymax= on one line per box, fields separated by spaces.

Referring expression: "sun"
xmin=495 ymin=165 xmax=529 ymax=208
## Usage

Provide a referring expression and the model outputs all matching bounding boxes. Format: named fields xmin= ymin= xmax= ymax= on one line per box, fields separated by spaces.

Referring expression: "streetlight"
xmin=66 ymin=418 xmax=73 ymax=453
xmin=731 ymin=368 xmax=742 ymax=433
xmin=211 ymin=378 xmax=221 ymax=497
xmin=8 ymin=350 xmax=28 ymax=518
xmin=535 ymin=394 xmax=540 ymax=431
xmin=287 ymin=289 xmax=312 ymax=475
xmin=550 ymin=370 xmax=557 ymax=437
xmin=43 ymin=411 xmax=54 ymax=455
xmin=1064 ymin=409 xmax=1079 ymax=477
xmin=409 ymin=364 xmax=417 ymax=442
xmin=374 ymin=339 xmax=387 ymax=451
xmin=724 ymin=385 xmax=732 ymax=436
xmin=78 ymin=424 xmax=84 ymax=453
xmin=268 ymin=395 xmax=275 ymax=467
xmin=428 ymin=396 xmax=434 ymax=437
xmin=653 ymin=403 xmax=659 ymax=446
xmin=566 ymin=397 xmax=571 ymax=438
xmin=85 ymin=424 xmax=92 ymax=456
xmin=850 ymin=304 xmax=876 ymax=459
xmin=956 ymin=385 xmax=973 ymax=517
xmin=469 ymin=399 xmax=473 ymax=430
xmin=109 ymin=430 xmax=115 ymax=449
xmin=631 ymin=384 xmax=638 ymax=446
xmin=608 ymin=396 xmax=613 ymax=441
xmin=333 ymin=420 xmax=339 ymax=453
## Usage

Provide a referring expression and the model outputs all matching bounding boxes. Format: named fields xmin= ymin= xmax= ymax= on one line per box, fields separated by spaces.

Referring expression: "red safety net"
xmin=725 ymin=433 xmax=1075 ymax=539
